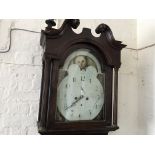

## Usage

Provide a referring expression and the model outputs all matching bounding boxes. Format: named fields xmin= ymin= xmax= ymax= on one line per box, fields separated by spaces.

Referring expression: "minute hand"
xmin=65 ymin=95 xmax=84 ymax=110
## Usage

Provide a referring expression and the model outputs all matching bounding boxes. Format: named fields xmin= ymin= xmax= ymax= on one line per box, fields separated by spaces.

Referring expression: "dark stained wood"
xmin=38 ymin=60 xmax=45 ymax=122
xmin=104 ymin=66 xmax=113 ymax=125
xmin=113 ymin=67 xmax=119 ymax=126
xmin=38 ymin=19 xmax=126 ymax=135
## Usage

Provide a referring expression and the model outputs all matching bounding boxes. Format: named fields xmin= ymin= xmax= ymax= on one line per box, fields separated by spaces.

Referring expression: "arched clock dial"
xmin=56 ymin=50 xmax=105 ymax=121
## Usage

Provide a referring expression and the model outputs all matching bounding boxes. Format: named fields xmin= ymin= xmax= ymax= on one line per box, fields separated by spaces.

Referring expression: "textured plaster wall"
xmin=0 ymin=19 xmax=152 ymax=135
xmin=137 ymin=20 xmax=155 ymax=134
xmin=0 ymin=20 xmax=44 ymax=134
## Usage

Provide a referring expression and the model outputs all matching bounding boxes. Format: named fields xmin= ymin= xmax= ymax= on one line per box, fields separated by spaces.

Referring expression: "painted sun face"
xmin=75 ymin=56 xmax=87 ymax=70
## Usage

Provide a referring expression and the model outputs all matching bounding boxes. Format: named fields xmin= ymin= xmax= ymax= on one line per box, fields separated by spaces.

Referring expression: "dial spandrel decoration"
xmin=56 ymin=49 xmax=105 ymax=121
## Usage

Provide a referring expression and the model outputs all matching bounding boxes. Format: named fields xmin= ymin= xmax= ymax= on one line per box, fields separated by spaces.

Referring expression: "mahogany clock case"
xmin=38 ymin=19 xmax=126 ymax=135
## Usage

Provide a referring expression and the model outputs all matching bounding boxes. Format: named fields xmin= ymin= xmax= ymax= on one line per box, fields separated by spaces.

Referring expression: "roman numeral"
xmin=81 ymin=76 xmax=85 ymax=81
xmin=73 ymin=77 xmax=76 ymax=82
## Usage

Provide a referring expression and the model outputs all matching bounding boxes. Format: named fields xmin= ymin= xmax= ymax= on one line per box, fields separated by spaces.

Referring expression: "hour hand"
xmin=65 ymin=95 xmax=84 ymax=110
xmin=81 ymin=87 xmax=86 ymax=94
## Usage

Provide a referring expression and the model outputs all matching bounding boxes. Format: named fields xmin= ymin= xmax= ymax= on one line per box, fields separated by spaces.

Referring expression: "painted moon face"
xmin=74 ymin=55 xmax=87 ymax=70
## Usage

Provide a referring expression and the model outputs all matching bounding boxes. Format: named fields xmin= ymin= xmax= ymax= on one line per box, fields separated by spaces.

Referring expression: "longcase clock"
xmin=38 ymin=19 xmax=126 ymax=135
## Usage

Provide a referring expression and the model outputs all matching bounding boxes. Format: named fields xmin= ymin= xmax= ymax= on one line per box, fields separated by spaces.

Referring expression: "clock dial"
xmin=56 ymin=49 xmax=105 ymax=121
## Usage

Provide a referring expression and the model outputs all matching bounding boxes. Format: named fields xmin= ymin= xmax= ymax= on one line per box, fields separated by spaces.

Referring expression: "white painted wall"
xmin=0 ymin=19 xmax=152 ymax=135
xmin=137 ymin=20 xmax=155 ymax=134
xmin=137 ymin=20 xmax=155 ymax=48
xmin=0 ymin=20 xmax=44 ymax=134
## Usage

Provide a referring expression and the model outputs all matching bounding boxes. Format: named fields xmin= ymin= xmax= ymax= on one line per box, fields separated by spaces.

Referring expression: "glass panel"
xmin=56 ymin=49 xmax=105 ymax=122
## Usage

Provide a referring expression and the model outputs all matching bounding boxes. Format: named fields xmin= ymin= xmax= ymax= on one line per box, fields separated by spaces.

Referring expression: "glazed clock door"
xmin=56 ymin=48 xmax=105 ymax=122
